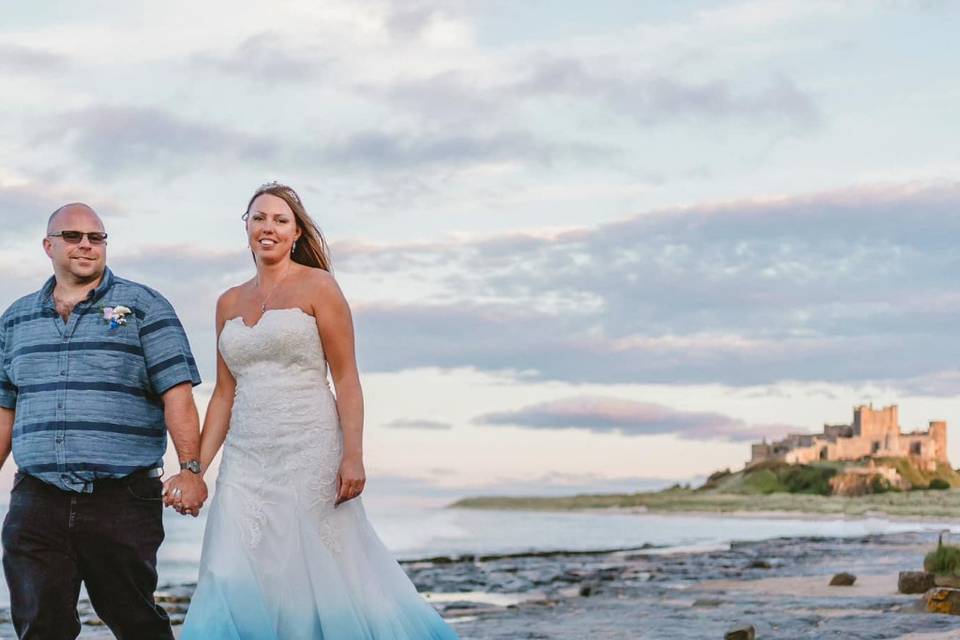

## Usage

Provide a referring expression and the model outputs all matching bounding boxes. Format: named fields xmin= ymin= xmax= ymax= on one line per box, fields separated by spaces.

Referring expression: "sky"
xmin=2 ymin=0 xmax=960 ymax=502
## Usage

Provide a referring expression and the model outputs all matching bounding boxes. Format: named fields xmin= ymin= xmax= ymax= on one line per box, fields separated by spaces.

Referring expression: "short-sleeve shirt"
xmin=0 ymin=267 xmax=201 ymax=493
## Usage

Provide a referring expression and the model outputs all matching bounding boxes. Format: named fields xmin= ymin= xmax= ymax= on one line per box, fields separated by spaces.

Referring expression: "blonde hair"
xmin=244 ymin=181 xmax=332 ymax=271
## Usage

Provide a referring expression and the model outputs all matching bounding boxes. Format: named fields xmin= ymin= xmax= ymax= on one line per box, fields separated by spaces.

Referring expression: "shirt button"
xmin=60 ymin=370 xmax=66 ymax=376
xmin=56 ymin=436 xmax=64 ymax=443
xmin=57 ymin=402 xmax=63 ymax=409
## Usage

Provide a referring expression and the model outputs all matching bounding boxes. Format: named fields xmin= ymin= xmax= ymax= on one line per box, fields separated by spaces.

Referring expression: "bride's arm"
xmin=199 ymin=292 xmax=237 ymax=476
xmin=312 ymin=271 xmax=365 ymax=505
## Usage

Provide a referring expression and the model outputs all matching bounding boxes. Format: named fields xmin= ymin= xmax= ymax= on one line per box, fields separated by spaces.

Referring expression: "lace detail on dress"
xmin=286 ymin=430 xmax=343 ymax=553
xmin=241 ymin=493 xmax=268 ymax=549
xmin=217 ymin=308 xmax=343 ymax=553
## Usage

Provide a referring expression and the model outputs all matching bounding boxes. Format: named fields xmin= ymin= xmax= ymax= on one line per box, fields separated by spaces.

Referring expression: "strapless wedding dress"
xmin=181 ymin=308 xmax=459 ymax=639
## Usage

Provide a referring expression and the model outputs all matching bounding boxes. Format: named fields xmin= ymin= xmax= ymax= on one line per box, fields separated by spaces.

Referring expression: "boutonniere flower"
xmin=101 ymin=305 xmax=132 ymax=329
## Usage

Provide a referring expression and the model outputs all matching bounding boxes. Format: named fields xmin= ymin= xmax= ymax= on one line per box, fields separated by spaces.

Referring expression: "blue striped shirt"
xmin=0 ymin=267 xmax=201 ymax=492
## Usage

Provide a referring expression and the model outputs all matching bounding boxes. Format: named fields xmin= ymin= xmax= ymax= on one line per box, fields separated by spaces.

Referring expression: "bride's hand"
xmin=335 ymin=454 xmax=366 ymax=506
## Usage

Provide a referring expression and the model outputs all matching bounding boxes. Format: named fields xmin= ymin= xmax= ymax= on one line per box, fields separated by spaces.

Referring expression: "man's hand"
xmin=162 ymin=472 xmax=207 ymax=517
xmin=335 ymin=454 xmax=365 ymax=507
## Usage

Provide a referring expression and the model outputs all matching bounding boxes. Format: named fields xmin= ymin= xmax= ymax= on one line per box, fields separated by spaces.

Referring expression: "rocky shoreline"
xmin=7 ymin=530 xmax=960 ymax=639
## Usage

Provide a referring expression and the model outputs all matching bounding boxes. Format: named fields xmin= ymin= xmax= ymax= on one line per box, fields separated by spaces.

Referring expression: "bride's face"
xmin=246 ymin=194 xmax=302 ymax=263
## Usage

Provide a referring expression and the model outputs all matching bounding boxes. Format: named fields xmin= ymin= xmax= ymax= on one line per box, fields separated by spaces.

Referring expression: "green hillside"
xmin=699 ymin=458 xmax=960 ymax=496
xmin=449 ymin=457 xmax=960 ymax=515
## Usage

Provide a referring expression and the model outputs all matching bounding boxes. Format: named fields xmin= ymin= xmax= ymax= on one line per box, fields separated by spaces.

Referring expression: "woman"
xmin=179 ymin=182 xmax=459 ymax=639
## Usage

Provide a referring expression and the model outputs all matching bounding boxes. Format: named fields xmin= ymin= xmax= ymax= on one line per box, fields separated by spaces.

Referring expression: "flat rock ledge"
xmin=924 ymin=587 xmax=960 ymax=615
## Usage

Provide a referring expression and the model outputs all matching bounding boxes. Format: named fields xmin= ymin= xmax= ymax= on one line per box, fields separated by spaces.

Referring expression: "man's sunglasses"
xmin=47 ymin=231 xmax=108 ymax=245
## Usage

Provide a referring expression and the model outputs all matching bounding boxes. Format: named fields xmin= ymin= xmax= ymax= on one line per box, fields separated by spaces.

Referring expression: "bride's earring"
xmin=292 ymin=240 xmax=297 ymax=254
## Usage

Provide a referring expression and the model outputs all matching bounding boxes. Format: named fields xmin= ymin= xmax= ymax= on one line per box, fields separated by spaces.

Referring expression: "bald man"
xmin=0 ymin=204 xmax=205 ymax=639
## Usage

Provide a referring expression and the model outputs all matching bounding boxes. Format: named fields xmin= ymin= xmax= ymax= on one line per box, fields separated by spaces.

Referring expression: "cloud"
xmin=190 ymin=32 xmax=332 ymax=82
xmin=382 ymin=418 xmax=453 ymax=430
xmin=362 ymin=56 xmax=822 ymax=130
xmin=514 ymin=58 xmax=822 ymax=129
xmin=39 ymin=104 xmax=607 ymax=178
xmin=0 ymin=43 xmax=68 ymax=74
xmin=0 ymin=183 xmax=57 ymax=231
xmin=310 ymin=128 xmax=608 ymax=170
xmin=474 ymin=396 xmax=801 ymax=442
xmin=345 ymin=181 xmax=960 ymax=392
xmin=383 ymin=4 xmax=443 ymax=40
xmin=39 ymin=106 xmax=280 ymax=177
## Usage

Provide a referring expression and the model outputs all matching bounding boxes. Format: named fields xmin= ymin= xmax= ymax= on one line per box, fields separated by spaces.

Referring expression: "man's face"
xmin=43 ymin=207 xmax=107 ymax=284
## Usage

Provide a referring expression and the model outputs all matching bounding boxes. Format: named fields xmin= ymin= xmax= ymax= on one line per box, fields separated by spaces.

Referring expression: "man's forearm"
xmin=162 ymin=383 xmax=200 ymax=462
xmin=0 ymin=407 xmax=15 ymax=470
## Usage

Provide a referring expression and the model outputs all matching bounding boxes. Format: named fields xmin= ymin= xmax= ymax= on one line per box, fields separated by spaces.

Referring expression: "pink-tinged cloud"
xmin=474 ymin=396 xmax=805 ymax=443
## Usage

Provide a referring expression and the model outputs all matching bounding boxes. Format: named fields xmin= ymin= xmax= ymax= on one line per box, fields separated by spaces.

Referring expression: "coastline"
xmin=448 ymin=488 xmax=960 ymax=520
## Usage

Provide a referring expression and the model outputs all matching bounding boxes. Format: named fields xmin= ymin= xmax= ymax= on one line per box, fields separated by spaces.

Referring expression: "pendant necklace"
xmin=257 ymin=263 xmax=292 ymax=312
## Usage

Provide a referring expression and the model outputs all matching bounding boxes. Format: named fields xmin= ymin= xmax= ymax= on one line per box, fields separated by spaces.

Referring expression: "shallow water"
xmin=2 ymin=502 xmax=959 ymax=608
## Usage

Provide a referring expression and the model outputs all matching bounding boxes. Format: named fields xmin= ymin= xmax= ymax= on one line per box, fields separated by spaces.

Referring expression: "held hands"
xmin=162 ymin=472 xmax=208 ymax=517
xmin=335 ymin=453 xmax=366 ymax=507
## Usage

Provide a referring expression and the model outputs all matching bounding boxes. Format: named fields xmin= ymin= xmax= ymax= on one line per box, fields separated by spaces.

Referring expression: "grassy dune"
xmin=449 ymin=487 xmax=960 ymax=518
xmin=450 ymin=460 xmax=960 ymax=518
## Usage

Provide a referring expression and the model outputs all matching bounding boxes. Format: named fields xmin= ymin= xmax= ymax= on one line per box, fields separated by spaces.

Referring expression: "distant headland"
xmin=451 ymin=403 xmax=960 ymax=517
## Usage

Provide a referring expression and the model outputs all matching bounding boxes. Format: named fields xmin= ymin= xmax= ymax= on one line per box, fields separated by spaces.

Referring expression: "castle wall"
xmin=748 ymin=405 xmax=949 ymax=468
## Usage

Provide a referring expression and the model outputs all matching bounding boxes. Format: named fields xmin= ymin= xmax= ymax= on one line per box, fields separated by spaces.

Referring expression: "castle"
xmin=749 ymin=404 xmax=948 ymax=470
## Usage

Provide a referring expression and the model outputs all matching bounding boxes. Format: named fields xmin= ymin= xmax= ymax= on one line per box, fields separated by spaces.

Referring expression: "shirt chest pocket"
xmin=7 ymin=351 xmax=60 ymax=385
xmin=69 ymin=340 xmax=146 ymax=385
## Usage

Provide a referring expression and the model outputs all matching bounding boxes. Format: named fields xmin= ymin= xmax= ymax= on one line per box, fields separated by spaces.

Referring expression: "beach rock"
xmin=724 ymin=624 xmax=755 ymax=640
xmin=692 ymin=598 xmax=724 ymax=607
xmin=830 ymin=572 xmax=857 ymax=586
xmin=934 ymin=575 xmax=960 ymax=588
xmin=748 ymin=559 xmax=772 ymax=569
xmin=900 ymin=571 xmax=936 ymax=594
xmin=924 ymin=587 xmax=960 ymax=615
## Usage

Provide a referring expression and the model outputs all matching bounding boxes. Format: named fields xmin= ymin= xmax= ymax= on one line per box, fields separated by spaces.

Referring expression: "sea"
xmin=0 ymin=498 xmax=957 ymax=608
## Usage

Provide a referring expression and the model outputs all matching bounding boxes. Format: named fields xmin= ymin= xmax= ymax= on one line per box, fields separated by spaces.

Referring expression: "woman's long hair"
xmin=244 ymin=181 xmax=332 ymax=272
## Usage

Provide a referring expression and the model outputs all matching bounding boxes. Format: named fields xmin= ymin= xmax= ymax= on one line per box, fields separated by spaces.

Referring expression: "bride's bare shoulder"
xmin=295 ymin=267 xmax=346 ymax=315
xmin=298 ymin=266 xmax=340 ymax=294
xmin=216 ymin=281 xmax=254 ymax=316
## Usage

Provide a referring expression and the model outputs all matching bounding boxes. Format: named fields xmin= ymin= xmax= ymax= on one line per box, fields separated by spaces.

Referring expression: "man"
xmin=0 ymin=203 xmax=206 ymax=639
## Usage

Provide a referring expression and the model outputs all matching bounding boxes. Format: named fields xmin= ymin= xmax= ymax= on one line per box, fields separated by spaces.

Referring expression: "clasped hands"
xmin=161 ymin=455 xmax=362 ymax=515
xmin=162 ymin=472 xmax=208 ymax=517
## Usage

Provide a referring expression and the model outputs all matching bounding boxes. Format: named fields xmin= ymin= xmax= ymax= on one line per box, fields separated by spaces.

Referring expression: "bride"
xmin=177 ymin=182 xmax=459 ymax=639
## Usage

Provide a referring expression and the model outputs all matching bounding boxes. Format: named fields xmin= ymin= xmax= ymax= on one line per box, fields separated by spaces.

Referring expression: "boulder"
xmin=924 ymin=587 xmax=960 ymax=615
xmin=899 ymin=571 xmax=936 ymax=594
xmin=829 ymin=572 xmax=856 ymax=586
xmin=724 ymin=625 xmax=755 ymax=640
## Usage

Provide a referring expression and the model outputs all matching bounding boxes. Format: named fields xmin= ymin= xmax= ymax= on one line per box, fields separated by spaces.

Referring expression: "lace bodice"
xmin=217 ymin=307 xmax=343 ymax=549
xmin=219 ymin=307 xmax=328 ymax=381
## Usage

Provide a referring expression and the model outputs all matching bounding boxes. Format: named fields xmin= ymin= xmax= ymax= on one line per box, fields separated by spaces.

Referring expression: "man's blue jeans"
xmin=1 ymin=471 xmax=174 ymax=640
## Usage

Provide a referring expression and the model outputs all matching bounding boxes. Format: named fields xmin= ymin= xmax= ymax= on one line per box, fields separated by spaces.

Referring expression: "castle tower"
xmin=929 ymin=420 xmax=948 ymax=463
